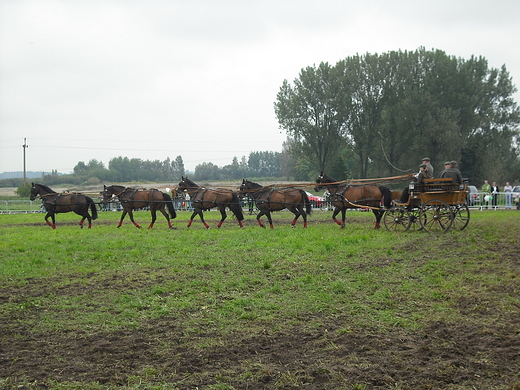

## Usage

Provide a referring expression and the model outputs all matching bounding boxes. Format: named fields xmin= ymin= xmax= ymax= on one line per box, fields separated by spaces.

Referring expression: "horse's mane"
xmin=108 ymin=184 xmax=126 ymax=191
xmin=244 ymin=180 xmax=263 ymax=190
xmin=33 ymin=183 xmax=56 ymax=193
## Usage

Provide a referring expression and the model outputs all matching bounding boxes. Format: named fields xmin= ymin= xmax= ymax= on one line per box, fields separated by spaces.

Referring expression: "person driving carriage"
xmin=396 ymin=163 xmax=430 ymax=204
xmin=438 ymin=160 xmax=463 ymax=184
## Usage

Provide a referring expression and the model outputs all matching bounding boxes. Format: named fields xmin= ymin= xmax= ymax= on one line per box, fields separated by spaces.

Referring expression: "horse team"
xmin=29 ymin=173 xmax=392 ymax=230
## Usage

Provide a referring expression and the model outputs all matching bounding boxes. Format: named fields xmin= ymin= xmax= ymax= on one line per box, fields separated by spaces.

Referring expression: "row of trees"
xmin=275 ymin=47 xmax=520 ymax=185
xmin=4 ymin=152 xmax=291 ymax=190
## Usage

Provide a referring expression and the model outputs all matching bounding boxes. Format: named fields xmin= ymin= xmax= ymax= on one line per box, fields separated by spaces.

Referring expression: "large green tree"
xmin=275 ymin=48 xmax=520 ymax=183
xmin=274 ymin=62 xmax=349 ymax=173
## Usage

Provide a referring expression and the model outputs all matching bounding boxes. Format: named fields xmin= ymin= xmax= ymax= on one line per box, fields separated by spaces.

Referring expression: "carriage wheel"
xmin=451 ymin=204 xmax=470 ymax=231
xmin=383 ymin=207 xmax=411 ymax=232
xmin=408 ymin=207 xmax=422 ymax=231
xmin=419 ymin=199 xmax=453 ymax=233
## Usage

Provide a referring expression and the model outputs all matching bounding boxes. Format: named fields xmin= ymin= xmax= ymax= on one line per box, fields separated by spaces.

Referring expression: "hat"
xmin=444 ymin=161 xmax=451 ymax=165
xmin=419 ymin=163 xmax=427 ymax=169
xmin=450 ymin=161 xmax=458 ymax=166
xmin=422 ymin=157 xmax=430 ymax=162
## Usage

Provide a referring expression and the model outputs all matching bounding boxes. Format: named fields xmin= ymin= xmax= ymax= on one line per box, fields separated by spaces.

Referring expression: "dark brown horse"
xmin=102 ymin=185 xmax=176 ymax=229
xmin=239 ymin=179 xmax=312 ymax=229
xmin=30 ymin=183 xmax=98 ymax=229
xmin=177 ymin=177 xmax=244 ymax=229
xmin=314 ymin=172 xmax=392 ymax=229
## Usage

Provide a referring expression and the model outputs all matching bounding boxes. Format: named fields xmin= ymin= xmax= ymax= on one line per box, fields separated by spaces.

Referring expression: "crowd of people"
xmin=481 ymin=180 xmax=516 ymax=209
xmin=396 ymin=157 xmax=517 ymax=209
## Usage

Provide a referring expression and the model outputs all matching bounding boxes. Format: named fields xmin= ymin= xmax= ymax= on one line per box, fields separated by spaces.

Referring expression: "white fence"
xmin=1 ymin=192 xmax=518 ymax=214
xmin=468 ymin=191 xmax=519 ymax=210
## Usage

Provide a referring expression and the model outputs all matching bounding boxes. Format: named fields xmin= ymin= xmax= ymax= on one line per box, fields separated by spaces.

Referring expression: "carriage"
xmin=383 ymin=178 xmax=470 ymax=233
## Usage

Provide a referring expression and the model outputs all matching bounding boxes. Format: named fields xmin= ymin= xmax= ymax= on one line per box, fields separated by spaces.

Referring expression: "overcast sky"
xmin=1 ymin=0 xmax=519 ymax=175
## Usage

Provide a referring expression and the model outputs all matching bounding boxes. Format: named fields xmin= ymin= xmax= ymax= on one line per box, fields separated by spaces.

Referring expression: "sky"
xmin=1 ymin=0 xmax=520 ymax=175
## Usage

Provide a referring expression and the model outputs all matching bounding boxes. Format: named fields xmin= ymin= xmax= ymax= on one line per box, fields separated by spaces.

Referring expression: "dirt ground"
xmin=1 ymin=298 xmax=519 ymax=389
xmin=1 ymin=218 xmax=519 ymax=389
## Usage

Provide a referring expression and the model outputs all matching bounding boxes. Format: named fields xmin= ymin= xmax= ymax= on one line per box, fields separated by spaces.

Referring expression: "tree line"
xmin=4 ymin=151 xmax=294 ymax=195
xmin=275 ymin=47 xmax=520 ymax=185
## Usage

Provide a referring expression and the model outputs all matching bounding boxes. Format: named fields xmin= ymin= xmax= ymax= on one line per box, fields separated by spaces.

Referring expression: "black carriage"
xmin=384 ymin=178 xmax=470 ymax=233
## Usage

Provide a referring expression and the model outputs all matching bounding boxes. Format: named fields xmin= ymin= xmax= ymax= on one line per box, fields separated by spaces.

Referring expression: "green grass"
xmin=1 ymin=209 xmax=519 ymax=389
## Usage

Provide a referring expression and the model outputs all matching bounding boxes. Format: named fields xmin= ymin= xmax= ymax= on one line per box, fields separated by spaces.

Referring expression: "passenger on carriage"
xmin=438 ymin=160 xmax=462 ymax=184
xmin=422 ymin=157 xmax=434 ymax=178
xmin=396 ymin=163 xmax=430 ymax=204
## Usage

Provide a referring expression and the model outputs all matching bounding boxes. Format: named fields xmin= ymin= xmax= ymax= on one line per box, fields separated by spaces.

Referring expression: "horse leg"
xmin=158 ymin=205 xmax=173 ymax=229
xmin=216 ymin=206 xmax=227 ymax=228
xmin=331 ymin=207 xmax=344 ymax=227
xmin=148 ymin=209 xmax=157 ymax=229
xmin=49 ymin=213 xmax=57 ymax=229
xmin=117 ymin=210 xmax=128 ymax=228
xmin=200 ymin=211 xmax=211 ymax=229
xmin=44 ymin=212 xmax=53 ymax=227
xmin=373 ymin=209 xmax=383 ymax=229
xmin=187 ymin=210 xmax=198 ymax=228
xmin=127 ymin=209 xmax=141 ymax=229
xmin=298 ymin=206 xmax=308 ymax=228
xmin=80 ymin=210 xmax=93 ymax=229
xmin=265 ymin=211 xmax=275 ymax=229
xmin=289 ymin=208 xmax=300 ymax=228
xmin=340 ymin=208 xmax=347 ymax=228
xmin=256 ymin=210 xmax=266 ymax=228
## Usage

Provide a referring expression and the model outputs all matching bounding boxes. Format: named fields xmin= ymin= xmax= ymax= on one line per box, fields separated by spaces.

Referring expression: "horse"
xmin=239 ymin=179 xmax=312 ymax=229
xmin=314 ymin=172 xmax=392 ymax=229
xmin=102 ymin=185 xmax=177 ymax=229
xmin=177 ymin=176 xmax=244 ymax=229
xmin=29 ymin=183 xmax=98 ymax=229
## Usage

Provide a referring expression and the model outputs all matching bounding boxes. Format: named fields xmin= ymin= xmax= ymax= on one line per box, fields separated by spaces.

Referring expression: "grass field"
xmin=1 ymin=209 xmax=519 ymax=389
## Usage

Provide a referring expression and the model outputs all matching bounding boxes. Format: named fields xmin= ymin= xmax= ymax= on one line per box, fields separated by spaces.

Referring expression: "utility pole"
xmin=22 ymin=138 xmax=28 ymax=184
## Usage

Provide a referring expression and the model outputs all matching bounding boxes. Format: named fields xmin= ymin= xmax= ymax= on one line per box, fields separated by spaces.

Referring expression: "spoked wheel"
xmin=419 ymin=199 xmax=453 ymax=233
xmin=408 ymin=208 xmax=422 ymax=231
xmin=383 ymin=207 xmax=411 ymax=232
xmin=451 ymin=203 xmax=470 ymax=231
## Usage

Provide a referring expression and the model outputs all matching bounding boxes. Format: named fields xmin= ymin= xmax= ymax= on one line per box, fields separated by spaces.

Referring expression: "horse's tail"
xmin=86 ymin=196 xmax=98 ymax=220
xmin=162 ymin=193 xmax=177 ymax=219
xmin=379 ymin=186 xmax=392 ymax=209
xmin=299 ymin=189 xmax=312 ymax=215
xmin=230 ymin=192 xmax=244 ymax=221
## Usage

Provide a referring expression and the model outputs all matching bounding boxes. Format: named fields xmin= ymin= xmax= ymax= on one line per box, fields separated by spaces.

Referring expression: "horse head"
xmin=315 ymin=172 xmax=337 ymax=191
xmin=101 ymin=185 xmax=123 ymax=203
xmin=178 ymin=177 xmax=197 ymax=192
xmin=29 ymin=183 xmax=39 ymax=201
xmin=238 ymin=179 xmax=248 ymax=193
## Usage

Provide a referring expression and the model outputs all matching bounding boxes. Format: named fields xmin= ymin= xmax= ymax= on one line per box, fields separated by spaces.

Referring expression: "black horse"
xmin=177 ymin=177 xmax=244 ymax=229
xmin=315 ymin=172 xmax=392 ymax=228
xmin=239 ymin=179 xmax=312 ymax=229
xmin=102 ymin=185 xmax=177 ymax=229
xmin=30 ymin=183 xmax=98 ymax=229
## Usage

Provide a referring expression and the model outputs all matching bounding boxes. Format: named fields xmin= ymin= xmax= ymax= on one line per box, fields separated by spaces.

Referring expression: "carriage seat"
xmin=422 ymin=178 xmax=458 ymax=192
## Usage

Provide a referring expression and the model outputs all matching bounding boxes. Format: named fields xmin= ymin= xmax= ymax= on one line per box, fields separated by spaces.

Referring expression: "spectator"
xmin=491 ymin=182 xmax=499 ymax=207
xmin=504 ymin=182 xmax=513 ymax=209
xmin=481 ymin=180 xmax=491 ymax=209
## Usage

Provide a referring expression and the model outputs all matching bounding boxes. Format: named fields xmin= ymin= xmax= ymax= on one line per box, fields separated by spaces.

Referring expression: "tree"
xmin=276 ymin=48 xmax=520 ymax=182
xmin=275 ymin=62 xmax=349 ymax=173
